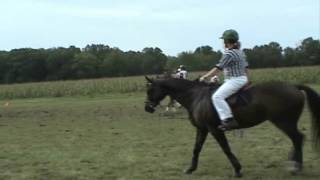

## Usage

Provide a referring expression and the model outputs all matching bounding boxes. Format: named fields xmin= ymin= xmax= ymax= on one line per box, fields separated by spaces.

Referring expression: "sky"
xmin=0 ymin=0 xmax=319 ymax=56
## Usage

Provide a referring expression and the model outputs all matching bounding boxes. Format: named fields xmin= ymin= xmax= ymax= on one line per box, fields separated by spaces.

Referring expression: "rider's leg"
xmin=212 ymin=76 xmax=248 ymax=130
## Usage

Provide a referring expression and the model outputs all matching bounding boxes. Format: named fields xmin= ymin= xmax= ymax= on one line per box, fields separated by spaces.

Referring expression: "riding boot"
xmin=218 ymin=117 xmax=239 ymax=131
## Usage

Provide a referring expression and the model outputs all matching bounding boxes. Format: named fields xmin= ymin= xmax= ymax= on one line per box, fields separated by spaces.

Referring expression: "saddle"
xmin=227 ymin=83 xmax=253 ymax=107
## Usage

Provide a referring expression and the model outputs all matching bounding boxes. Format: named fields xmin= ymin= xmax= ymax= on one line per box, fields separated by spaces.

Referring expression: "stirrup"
xmin=218 ymin=118 xmax=239 ymax=131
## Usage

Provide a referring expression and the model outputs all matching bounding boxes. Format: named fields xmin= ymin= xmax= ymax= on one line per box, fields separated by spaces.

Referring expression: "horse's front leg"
xmin=211 ymin=130 xmax=242 ymax=177
xmin=184 ymin=128 xmax=208 ymax=174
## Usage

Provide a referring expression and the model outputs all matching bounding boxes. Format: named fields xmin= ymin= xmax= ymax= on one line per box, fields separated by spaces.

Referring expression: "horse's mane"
xmin=155 ymin=78 xmax=219 ymax=91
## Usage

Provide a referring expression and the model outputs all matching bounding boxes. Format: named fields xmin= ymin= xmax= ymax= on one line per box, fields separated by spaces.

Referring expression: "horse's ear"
xmin=194 ymin=76 xmax=201 ymax=82
xmin=145 ymin=76 xmax=153 ymax=83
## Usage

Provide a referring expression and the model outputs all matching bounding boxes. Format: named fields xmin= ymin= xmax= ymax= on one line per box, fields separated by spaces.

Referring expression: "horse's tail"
xmin=296 ymin=85 xmax=320 ymax=149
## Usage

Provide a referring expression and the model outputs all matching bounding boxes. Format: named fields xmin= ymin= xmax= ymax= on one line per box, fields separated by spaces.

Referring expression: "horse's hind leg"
xmin=166 ymin=97 xmax=176 ymax=112
xmin=270 ymin=114 xmax=304 ymax=174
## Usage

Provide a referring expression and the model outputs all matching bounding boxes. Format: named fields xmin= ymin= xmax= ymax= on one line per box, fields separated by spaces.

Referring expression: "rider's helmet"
xmin=220 ymin=29 xmax=239 ymax=43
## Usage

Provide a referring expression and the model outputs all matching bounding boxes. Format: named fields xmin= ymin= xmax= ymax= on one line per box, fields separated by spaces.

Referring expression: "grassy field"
xmin=0 ymin=87 xmax=320 ymax=180
xmin=0 ymin=66 xmax=319 ymax=179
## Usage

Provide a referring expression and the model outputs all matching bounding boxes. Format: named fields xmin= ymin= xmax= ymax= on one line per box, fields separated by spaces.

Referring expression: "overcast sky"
xmin=0 ymin=0 xmax=319 ymax=55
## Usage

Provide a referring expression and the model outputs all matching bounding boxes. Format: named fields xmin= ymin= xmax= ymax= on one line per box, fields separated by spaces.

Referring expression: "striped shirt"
xmin=215 ymin=49 xmax=248 ymax=79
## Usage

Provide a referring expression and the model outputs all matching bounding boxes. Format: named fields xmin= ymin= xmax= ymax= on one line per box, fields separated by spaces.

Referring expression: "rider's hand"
xmin=199 ymin=76 xmax=207 ymax=82
xmin=210 ymin=75 xmax=219 ymax=83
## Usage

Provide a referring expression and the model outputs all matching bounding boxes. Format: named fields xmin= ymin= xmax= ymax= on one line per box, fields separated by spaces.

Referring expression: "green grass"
xmin=0 ymin=65 xmax=319 ymax=99
xmin=0 ymin=88 xmax=320 ymax=180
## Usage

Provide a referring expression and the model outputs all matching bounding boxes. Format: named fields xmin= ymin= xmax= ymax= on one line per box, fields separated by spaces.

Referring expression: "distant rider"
xmin=175 ymin=65 xmax=188 ymax=79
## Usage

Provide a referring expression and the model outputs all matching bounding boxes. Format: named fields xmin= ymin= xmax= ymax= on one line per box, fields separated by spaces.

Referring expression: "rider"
xmin=200 ymin=29 xmax=249 ymax=131
xmin=176 ymin=65 xmax=188 ymax=79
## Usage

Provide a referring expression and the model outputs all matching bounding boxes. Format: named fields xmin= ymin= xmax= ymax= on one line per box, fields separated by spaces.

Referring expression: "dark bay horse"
xmin=144 ymin=77 xmax=320 ymax=177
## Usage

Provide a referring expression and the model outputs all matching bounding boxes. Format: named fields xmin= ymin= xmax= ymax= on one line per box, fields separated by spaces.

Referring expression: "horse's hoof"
xmin=184 ymin=168 xmax=195 ymax=174
xmin=234 ymin=172 xmax=243 ymax=178
xmin=287 ymin=161 xmax=302 ymax=175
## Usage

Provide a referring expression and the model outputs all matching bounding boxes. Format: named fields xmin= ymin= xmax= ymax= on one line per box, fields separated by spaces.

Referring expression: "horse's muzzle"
xmin=145 ymin=102 xmax=156 ymax=113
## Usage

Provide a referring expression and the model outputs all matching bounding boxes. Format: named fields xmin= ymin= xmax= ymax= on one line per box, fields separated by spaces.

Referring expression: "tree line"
xmin=0 ymin=37 xmax=318 ymax=84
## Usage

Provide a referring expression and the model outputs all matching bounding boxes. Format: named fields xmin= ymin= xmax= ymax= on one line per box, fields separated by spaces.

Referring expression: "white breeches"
xmin=212 ymin=76 xmax=248 ymax=121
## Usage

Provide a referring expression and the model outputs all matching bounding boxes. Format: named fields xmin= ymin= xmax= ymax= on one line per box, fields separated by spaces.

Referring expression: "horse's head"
xmin=144 ymin=76 xmax=168 ymax=113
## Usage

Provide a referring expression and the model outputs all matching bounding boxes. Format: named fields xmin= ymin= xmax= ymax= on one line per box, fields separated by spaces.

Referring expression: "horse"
xmin=144 ymin=76 xmax=320 ymax=177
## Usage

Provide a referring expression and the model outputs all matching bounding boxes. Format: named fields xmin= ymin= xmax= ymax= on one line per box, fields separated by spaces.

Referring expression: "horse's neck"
xmin=171 ymin=91 xmax=194 ymax=109
xmin=163 ymin=80 xmax=195 ymax=109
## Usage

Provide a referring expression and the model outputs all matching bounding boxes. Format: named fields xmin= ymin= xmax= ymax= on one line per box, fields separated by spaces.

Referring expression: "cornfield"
xmin=0 ymin=66 xmax=319 ymax=99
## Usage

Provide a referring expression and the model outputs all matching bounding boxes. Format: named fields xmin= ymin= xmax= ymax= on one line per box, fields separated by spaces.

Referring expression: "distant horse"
xmin=144 ymin=77 xmax=320 ymax=177
xmin=156 ymin=71 xmax=182 ymax=112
